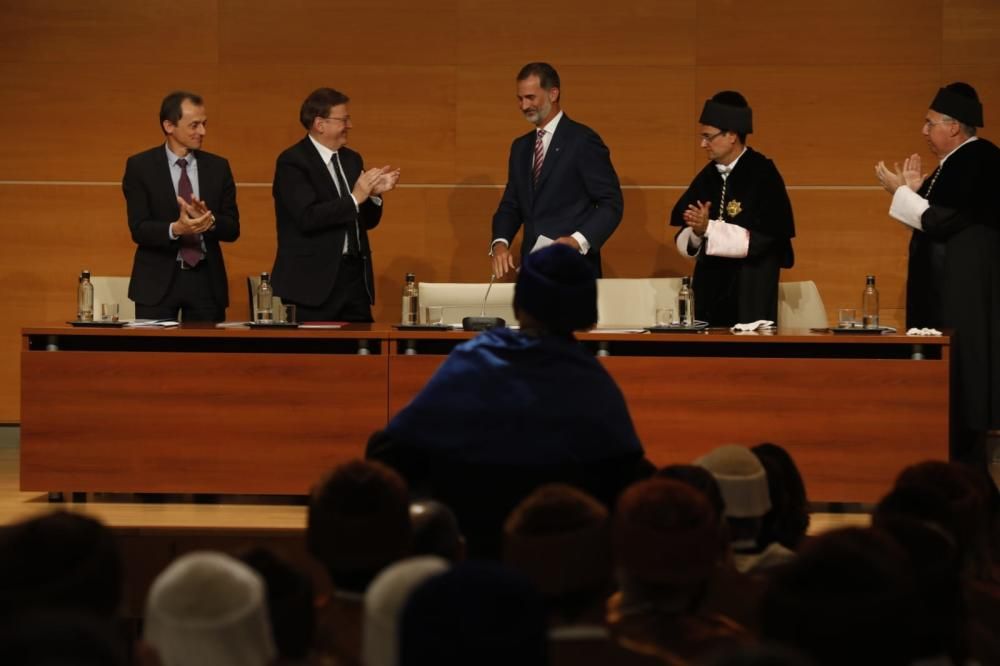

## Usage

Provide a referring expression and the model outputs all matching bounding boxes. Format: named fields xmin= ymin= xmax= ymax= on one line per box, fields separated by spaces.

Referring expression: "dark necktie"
xmin=176 ymin=158 xmax=204 ymax=267
xmin=532 ymin=129 xmax=546 ymax=186
xmin=332 ymin=152 xmax=361 ymax=256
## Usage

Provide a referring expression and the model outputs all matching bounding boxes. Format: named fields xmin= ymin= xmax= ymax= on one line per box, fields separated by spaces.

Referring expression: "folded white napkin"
xmin=906 ymin=327 xmax=942 ymax=336
xmin=731 ymin=320 xmax=775 ymax=332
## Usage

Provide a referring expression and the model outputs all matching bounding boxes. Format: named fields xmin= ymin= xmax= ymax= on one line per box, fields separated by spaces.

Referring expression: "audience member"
xmin=504 ymin=484 xmax=662 ymax=665
xmin=610 ymin=478 xmax=753 ymax=663
xmin=701 ymin=644 xmax=817 ymax=666
xmin=307 ymin=459 xmax=411 ymax=666
xmin=0 ymin=609 xmax=128 ymax=666
xmin=362 ymin=556 xmax=450 ymax=666
xmin=369 ymin=243 xmax=651 ymax=557
xmin=656 ymin=464 xmax=764 ymax=634
xmin=696 ymin=445 xmax=795 ymax=574
xmin=399 ymin=561 xmax=548 ymax=666
xmin=885 ymin=461 xmax=1000 ymax=664
xmin=142 ymin=550 xmax=275 ymax=666
xmin=0 ymin=511 xmax=122 ymax=619
xmin=409 ymin=499 xmax=465 ymax=562
xmin=873 ymin=497 xmax=968 ymax=664
xmin=761 ymin=527 xmax=928 ymax=666
xmin=751 ymin=443 xmax=810 ymax=550
xmin=240 ymin=547 xmax=316 ymax=665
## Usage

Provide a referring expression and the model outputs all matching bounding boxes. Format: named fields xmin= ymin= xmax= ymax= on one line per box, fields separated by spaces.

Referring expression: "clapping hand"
xmin=371 ymin=166 xmax=401 ymax=195
xmin=682 ymin=201 xmax=711 ymax=237
xmin=174 ymin=196 xmax=214 ymax=235
xmin=874 ymin=160 xmax=905 ymax=194
xmin=901 ymin=153 xmax=926 ymax=192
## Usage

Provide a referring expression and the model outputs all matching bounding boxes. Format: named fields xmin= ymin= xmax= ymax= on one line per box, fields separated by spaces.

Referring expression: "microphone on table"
xmin=462 ymin=273 xmax=507 ymax=331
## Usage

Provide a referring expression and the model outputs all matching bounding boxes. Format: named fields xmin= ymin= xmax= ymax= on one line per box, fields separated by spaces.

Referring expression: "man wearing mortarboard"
xmin=669 ymin=91 xmax=796 ymax=327
xmin=875 ymin=82 xmax=1000 ymax=463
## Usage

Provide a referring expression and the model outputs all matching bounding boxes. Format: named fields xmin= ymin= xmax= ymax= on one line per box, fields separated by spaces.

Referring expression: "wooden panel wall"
xmin=1 ymin=0 xmax=998 ymax=422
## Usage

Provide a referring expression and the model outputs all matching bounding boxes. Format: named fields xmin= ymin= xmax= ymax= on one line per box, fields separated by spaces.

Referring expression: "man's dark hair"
xmin=300 ymin=87 xmax=351 ymax=131
xmin=159 ymin=91 xmax=203 ymax=133
xmin=307 ymin=460 xmax=411 ymax=592
xmin=711 ymin=90 xmax=749 ymax=143
xmin=517 ymin=62 xmax=561 ymax=101
xmin=0 ymin=511 xmax=123 ymax=619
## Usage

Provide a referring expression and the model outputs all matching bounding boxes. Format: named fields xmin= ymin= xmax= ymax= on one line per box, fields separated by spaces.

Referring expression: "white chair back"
xmin=91 ymin=276 xmax=136 ymax=320
xmin=778 ymin=280 xmax=828 ymax=329
xmin=595 ymin=278 xmax=684 ymax=328
xmin=416 ymin=282 xmax=517 ymax=325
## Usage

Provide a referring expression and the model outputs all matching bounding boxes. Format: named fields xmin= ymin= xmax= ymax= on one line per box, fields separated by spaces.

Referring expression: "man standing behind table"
xmin=123 ymin=91 xmax=240 ymax=322
xmin=875 ymin=82 xmax=1000 ymax=462
xmin=669 ymin=91 xmax=795 ymax=327
xmin=271 ymin=88 xmax=400 ymax=322
xmin=491 ymin=62 xmax=623 ymax=279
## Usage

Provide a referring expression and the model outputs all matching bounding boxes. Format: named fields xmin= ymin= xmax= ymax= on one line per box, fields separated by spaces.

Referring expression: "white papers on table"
xmin=126 ymin=319 xmax=179 ymax=328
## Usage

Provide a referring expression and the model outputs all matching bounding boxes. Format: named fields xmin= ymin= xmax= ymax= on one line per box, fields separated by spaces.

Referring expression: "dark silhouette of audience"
xmin=306 ymin=459 xmax=412 ymax=666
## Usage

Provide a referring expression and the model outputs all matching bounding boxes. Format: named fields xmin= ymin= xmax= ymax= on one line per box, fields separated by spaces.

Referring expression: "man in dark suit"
xmin=491 ymin=62 xmax=623 ymax=279
xmin=123 ymin=91 xmax=240 ymax=322
xmin=271 ymin=88 xmax=400 ymax=322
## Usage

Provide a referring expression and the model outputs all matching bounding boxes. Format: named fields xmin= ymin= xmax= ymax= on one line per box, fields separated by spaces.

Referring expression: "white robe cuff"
xmin=705 ymin=219 xmax=750 ymax=258
xmin=675 ymin=227 xmax=702 ymax=257
xmin=571 ymin=231 xmax=590 ymax=255
xmin=888 ymin=186 xmax=927 ymax=231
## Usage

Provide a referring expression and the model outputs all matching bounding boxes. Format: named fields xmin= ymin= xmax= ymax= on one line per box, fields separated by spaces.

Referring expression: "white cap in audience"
xmin=695 ymin=444 xmax=772 ymax=518
xmin=144 ymin=551 xmax=275 ymax=666
xmin=363 ymin=555 xmax=449 ymax=666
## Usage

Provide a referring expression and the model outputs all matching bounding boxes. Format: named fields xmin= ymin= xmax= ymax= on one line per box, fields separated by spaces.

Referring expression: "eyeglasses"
xmin=699 ymin=131 xmax=724 ymax=142
xmin=323 ymin=115 xmax=351 ymax=123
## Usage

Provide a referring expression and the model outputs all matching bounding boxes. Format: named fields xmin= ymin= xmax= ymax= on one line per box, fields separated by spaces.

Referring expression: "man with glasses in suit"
xmin=271 ymin=88 xmax=400 ymax=322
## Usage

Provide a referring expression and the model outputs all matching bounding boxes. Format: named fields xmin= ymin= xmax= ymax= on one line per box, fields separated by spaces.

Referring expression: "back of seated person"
xmin=0 ymin=609 xmax=128 ymax=666
xmin=656 ymin=464 xmax=763 ymax=635
xmin=399 ymin=561 xmax=548 ymax=666
xmin=0 ymin=511 xmax=122 ymax=620
xmin=695 ymin=445 xmax=795 ymax=575
xmin=369 ymin=244 xmax=652 ymax=558
xmin=409 ymin=499 xmax=465 ymax=562
xmin=240 ymin=547 xmax=316 ymax=665
xmin=761 ymin=527 xmax=929 ymax=666
xmin=363 ymin=555 xmax=450 ymax=666
xmin=307 ymin=459 xmax=412 ymax=666
xmin=142 ymin=551 xmax=275 ymax=666
xmin=751 ymin=442 xmax=811 ymax=551
xmin=504 ymin=483 xmax=663 ymax=666
xmin=610 ymin=478 xmax=754 ymax=663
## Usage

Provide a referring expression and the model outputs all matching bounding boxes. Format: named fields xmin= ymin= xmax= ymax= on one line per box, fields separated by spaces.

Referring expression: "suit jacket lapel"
xmin=156 ymin=148 xmax=181 ymax=219
xmin=301 ymin=137 xmax=340 ymax=197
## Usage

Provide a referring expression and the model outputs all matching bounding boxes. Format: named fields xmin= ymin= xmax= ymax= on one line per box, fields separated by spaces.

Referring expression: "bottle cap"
xmin=866 ymin=274 xmax=875 ymax=283
xmin=260 ymin=272 xmax=270 ymax=281
xmin=682 ymin=276 xmax=691 ymax=286
xmin=405 ymin=272 xmax=415 ymax=282
xmin=80 ymin=270 xmax=91 ymax=279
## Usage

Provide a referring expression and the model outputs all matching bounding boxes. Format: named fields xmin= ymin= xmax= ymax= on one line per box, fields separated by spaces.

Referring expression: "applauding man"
xmin=123 ymin=91 xmax=240 ymax=322
xmin=272 ymin=88 xmax=400 ymax=322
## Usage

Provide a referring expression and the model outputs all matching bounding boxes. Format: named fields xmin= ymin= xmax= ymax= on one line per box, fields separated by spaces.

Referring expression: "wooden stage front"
xmin=20 ymin=324 xmax=951 ymax=503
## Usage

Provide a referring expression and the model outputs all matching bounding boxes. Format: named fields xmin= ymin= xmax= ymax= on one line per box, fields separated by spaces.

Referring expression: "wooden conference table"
xmin=20 ymin=324 xmax=950 ymax=502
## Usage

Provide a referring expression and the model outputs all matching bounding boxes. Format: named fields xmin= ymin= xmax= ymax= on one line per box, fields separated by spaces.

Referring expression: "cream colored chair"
xmin=91 ymin=276 xmax=136 ymax=320
xmin=247 ymin=275 xmax=284 ymax=321
xmin=416 ymin=282 xmax=517 ymax=325
xmin=778 ymin=280 xmax=828 ymax=329
xmin=595 ymin=277 xmax=684 ymax=328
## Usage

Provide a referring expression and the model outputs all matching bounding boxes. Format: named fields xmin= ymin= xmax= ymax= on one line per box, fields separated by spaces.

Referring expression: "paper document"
xmin=530 ymin=235 xmax=555 ymax=253
xmin=127 ymin=319 xmax=179 ymax=328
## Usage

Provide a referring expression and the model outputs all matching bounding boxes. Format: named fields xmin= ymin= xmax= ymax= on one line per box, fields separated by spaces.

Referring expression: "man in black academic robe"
xmin=670 ymin=91 xmax=795 ymax=327
xmin=876 ymin=82 xmax=1000 ymax=459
